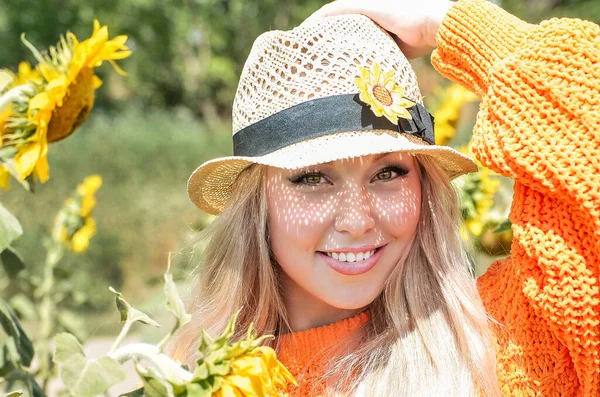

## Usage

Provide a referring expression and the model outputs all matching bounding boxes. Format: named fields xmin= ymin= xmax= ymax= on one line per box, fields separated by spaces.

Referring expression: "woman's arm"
xmin=309 ymin=1 xmax=600 ymax=395
xmin=434 ymin=3 xmax=600 ymax=395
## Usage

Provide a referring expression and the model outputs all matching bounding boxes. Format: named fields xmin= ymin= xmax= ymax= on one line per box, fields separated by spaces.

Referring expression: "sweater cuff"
xmin=431 ymin=0 xmax=535 ymax=95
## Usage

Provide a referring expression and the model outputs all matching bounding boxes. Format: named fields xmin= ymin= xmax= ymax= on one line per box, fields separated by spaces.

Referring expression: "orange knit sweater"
xmin=277 ymin=1 xmax=600 ymax=396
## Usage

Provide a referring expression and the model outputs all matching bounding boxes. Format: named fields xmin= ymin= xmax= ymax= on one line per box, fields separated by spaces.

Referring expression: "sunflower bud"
xmin=52 ymin=174 xmax=102 ymax=253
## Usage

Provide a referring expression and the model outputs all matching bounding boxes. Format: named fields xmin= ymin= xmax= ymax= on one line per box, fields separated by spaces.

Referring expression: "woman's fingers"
xmin=303 ymin=0 xmax=452 ymax=59
xmin=314 ymin=0 xmax=367 ymax=17
xmin=303 ymin=0 xmax=368 ymax=25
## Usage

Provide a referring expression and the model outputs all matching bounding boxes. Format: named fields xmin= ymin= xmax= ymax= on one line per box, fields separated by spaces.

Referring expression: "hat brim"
xmin=187 ymin=130 xmax=477 ymax=214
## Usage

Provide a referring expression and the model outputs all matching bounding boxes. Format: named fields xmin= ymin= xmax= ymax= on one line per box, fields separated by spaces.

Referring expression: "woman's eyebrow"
xmin=372 ymin=153 xmax=391 ymax=163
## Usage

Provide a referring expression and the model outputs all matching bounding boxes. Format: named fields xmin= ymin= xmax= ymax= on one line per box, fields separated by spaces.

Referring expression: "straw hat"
xmin=188 ymin=14 xmax=477 ymax=214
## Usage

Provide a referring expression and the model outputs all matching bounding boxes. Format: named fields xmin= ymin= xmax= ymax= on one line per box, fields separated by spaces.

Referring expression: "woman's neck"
xmin=281 ymin=273 xmax=364 ymax=332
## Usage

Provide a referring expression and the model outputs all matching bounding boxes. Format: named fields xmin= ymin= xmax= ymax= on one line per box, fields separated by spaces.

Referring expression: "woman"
xmin=176 ymin=0 xmax=600 ymax=395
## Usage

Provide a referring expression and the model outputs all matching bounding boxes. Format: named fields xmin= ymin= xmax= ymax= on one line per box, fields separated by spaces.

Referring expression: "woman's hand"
xmin=305 ymin=0 xmax=454 ymax=58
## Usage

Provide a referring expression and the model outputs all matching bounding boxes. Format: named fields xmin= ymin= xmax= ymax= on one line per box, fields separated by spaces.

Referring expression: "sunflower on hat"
xmin=354 ymin=62 xmax=415 ymax=124
xmin=0 ymin=20 xmax=130 ymax=188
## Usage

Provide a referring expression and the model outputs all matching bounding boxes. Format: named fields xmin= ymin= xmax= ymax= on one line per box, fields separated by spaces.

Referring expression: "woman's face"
xmin=266 ymin=152 xmax=421 ymax=329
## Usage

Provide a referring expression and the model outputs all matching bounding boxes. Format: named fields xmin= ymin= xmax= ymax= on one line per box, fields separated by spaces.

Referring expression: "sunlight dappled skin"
xmin=266 ymin=152 xmax=421 ymax=331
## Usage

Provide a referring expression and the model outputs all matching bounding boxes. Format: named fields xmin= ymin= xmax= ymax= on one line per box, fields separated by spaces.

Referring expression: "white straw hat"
xmin=188 ymin=14 xmax=477 ymax=214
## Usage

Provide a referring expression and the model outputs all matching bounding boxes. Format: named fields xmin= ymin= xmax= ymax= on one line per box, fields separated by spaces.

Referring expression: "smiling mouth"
xmin=323 ymin=249 xmax=377 ymax=262
xmin=317 ymin=246 xmax=386 ymax=276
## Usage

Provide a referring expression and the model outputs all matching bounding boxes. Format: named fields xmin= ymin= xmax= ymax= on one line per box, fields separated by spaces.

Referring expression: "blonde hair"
xmin=173 ymin=154 xmax=500 ymax=396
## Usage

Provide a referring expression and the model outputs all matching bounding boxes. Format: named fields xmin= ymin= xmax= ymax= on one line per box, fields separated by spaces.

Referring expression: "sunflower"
xmin=52 ymin=174 xmax=102 ymax=253
xmin=456 ymin=141 xmax=501 ymax=237
xmin=354 ymin=62 xmax=415 ymax=124
xmin=431 ymin=84 xmax=479 ymax=146
xmin=0 ymin=21 xmax=130 ymax=186
xmin=192 ymin=311 xmax=297 ymax=396
xmin=215 ymin=347 xmax=296 ymax=397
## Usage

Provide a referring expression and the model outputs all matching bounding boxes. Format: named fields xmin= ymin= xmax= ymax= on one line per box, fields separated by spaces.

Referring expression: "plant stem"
xmin=107 ymin=343 xmax=193 ymax=384
xmin=108 ymin=319 xmax=133 ymax=354
xmin=0 ymin=84 xmax=34 ymax=113
xmin=36 ymin=243 xmax=64 ymax=393
xmin=157 ymin=325 xmax=176 ymax=353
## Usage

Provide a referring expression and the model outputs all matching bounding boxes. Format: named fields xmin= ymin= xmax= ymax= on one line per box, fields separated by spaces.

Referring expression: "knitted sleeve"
xmin=432 ymin=1 xmax=600 ymax=396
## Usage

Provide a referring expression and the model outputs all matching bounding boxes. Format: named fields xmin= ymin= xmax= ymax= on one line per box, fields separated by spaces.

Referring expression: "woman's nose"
xmin=333 ymin=185 xmax=376 ymax=238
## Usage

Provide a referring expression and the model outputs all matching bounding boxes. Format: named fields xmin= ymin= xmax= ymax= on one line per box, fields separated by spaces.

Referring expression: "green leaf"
xmin=8 ymin=294 xmax=37 ymax=321
xmin=0 ymin=70 xmax=14 ymax=92
xmin=136 ymin=364 xmax=175 ymax=397
xmin=0 ymin=202 xmax=22 ymax=253
xmin=109 ymin=287 xmax=160 ymax=327
xmin=185 ymin=382 xmax=212 ymax=397
xmin=0 ymin=369 xmax=43 ymax=397
xmin=210 ymin=310 xmax=238 ymax=352
xmin=57 ymin=310 xmax=87 ymax=341
xmin=0 ymin=299 xmax=34 ymax=367
xmin=54 ymin=333 xmax=126 ymax=397
xmin=0 ymin=146 xmax=18 ymax=161
xmin=119 ymin=388 xmax=145 ymax=397
xmin=29 ymin=377 xmax=45 ymax=397
xmin=1 ymin=391 xmax=24 ymax=397
xmin=494 ymin=219 xmax=512 ymax=234
xmin=193 ymin=362 xmax=209 ymax=381
xmin=1 ymin=246 xmax=25 ymax=279
xmin=164 ymin=256 xmax=191 ymax=332
xmin=0 ymin=342 xmax=18 ymax=376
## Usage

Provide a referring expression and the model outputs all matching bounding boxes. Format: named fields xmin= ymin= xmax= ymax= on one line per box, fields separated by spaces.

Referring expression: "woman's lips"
xmin=318 ymin=246 xmax=385 ymax=276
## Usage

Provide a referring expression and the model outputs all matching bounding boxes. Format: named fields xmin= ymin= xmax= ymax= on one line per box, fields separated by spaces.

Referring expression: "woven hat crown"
xmin=187 ymin=14 xmax=478 ymax=215
xmin=232 ymin=14 xmax=423 ymax=134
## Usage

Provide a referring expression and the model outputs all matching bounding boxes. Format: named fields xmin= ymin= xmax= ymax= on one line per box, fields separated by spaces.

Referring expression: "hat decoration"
xmin=355 ymin=62 xmax=415 ymax=123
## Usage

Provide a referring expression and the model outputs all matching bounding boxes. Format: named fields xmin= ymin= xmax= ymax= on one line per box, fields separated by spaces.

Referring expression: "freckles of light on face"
xmin=266 ymin=152 xmax=421 ymax=331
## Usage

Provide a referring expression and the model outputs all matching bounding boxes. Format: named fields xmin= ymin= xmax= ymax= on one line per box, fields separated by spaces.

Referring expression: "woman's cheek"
xmin=268 ymin=185 xmax=336 ymax=245
xmin=370 ymin=185 xmax=421 ymax=230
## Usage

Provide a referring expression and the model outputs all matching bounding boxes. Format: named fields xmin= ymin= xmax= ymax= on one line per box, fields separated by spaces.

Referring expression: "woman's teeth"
xmin=325 ymin=250 xmax=376 ymax=262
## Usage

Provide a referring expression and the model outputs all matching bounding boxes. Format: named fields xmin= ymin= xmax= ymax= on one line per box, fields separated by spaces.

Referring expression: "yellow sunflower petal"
xmin=214 ymin=381 xmax=244 ymax=397
xmin=38 ymin=63 xmax=61 ymax=83
xmin=0 ymin=167 xmax=11 ymax=190
xmin=28 ymin=92 xmax=50 ymax=112
xmin=83 ymin=173 xmax=103 ymax=192
xmin=67 ymin=32 xmax=80 ymax=47
xmin=382 ymin=107 xmax=399 ymax=124
xmin=359 ymin=66 xmax=371 ymax=82
xmin=389 ymin=105 xmax=412 ymax=120
xmin=221 ymin=375 xmax=260 ymax=396
xmin=0 ymin=106 xmax=12 ymax=130
xmin=93 ymin=19 xmax=101 ymax=34
xmin=93 ymin=75 xmax=103 ymax=89
xmin=391 ymin=83 xmax=405 ymax=92
xmin=358 ymin=88 xmax=373 ymax=105
xmin=0 ymin=70 xmax=14 ymax=93
xmin=371 ymin=102 xmax=384 ymax=117
xmin=372 ymin=62 xmax=381 ymax=82
xmin=391 ymin=91 xmax=414 ymax=105
xmin=354 ymin=77 xmax=367 ymax=92
xmin=71 ymin=217 xmax=96 ymax=253
xmin=14 ymin=142 xmax=41 ymax=179
xmin=383 ymin=70 xmax=396 ymax=90
xmin=109 ymin=59 xmax=128 ymax=76
xmin=34 ymin=151 xmax=50 ymax=183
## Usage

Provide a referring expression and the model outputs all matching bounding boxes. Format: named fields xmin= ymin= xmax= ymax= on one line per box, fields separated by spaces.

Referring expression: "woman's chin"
xmin=318 ymin=289 xmax=380 ymax=311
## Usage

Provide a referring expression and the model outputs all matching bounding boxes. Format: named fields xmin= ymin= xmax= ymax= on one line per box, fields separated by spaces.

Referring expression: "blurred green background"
xmin=1 ymin=0 xmax=598 ymax=332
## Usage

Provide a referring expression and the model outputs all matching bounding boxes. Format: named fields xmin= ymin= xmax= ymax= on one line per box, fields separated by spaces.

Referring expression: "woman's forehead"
xmin=279 ymin=152 xmax=416 ymax=172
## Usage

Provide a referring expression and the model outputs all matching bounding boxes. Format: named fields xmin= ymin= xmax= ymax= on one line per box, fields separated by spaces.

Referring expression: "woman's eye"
xmin=373 ymin=166 xmax=408 ymax=182
xmin=289 ymin=172 xmax=328 ymax=186
xmin=304 ymin=174 xmax=323 ymax=184
xmin=377 ymin=170 xmax=394 ymax=180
